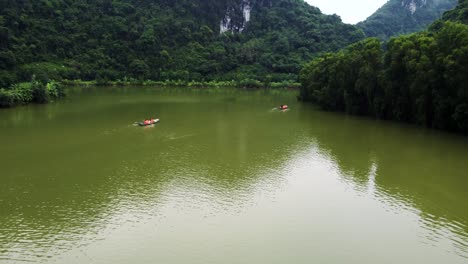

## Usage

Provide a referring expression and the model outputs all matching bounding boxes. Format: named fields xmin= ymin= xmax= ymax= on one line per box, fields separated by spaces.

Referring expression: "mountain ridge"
xmin=0 ymin=0 xmax=364 ymax=86
xmin=358 ymin=0 xmax=457 ymax=39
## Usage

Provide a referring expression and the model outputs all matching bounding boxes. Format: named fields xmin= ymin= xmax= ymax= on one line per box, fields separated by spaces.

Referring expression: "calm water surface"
xmin=0 ymin=87 xmax=467 ymax=263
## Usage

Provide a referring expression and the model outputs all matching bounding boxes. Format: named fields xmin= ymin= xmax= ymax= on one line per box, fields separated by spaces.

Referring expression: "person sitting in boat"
xmin=144 ymin=119 xmax=152 ymax=125
xmin=280 ymin=104 xmax=288 ymax=110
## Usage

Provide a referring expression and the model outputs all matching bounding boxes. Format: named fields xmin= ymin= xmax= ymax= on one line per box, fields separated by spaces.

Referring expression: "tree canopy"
xmin=0 ymin=0 xmax=364 ymax=87
xmin=358 ymin=0 xmax=457 ymax=40
xmin=300 ymin=1 xmax=468 ymax=133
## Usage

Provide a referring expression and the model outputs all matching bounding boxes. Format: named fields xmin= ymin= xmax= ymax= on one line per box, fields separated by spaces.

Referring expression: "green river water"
xmin=0 ymin=87 xmax=467 ymax=263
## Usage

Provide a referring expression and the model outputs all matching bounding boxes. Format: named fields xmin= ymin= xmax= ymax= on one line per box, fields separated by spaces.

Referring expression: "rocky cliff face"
xmin=220 ymin=0 xmax=252 ymax=33
xmin=403 ymin=0 xmax=428 ymax=14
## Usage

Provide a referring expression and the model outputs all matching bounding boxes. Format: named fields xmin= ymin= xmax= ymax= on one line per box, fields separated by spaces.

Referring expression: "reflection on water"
xmin=0 ymin=87 xmax=467 ymax=263
xmin=300 ymin=107 xmax=468 ymax=259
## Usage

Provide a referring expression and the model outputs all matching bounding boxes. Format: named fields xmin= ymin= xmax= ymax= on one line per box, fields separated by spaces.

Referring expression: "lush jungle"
xmin=299 ymin=0 xmax=468 ymax=133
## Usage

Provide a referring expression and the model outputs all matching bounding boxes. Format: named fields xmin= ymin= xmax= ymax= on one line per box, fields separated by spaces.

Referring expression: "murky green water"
xmin=0 ymin=87 xmax=467 ymax=263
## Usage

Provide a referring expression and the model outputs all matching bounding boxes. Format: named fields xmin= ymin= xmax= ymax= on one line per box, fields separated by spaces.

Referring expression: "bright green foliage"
xmin=358 ymin=0 xmax=457 ymax=40
xmin=0 ymin=0 xmax=364 ymax=87
xmin=0 ymin=80 xmax=64 ymax=108
xmin=300 ymin=21 xmax=468 ymax=133
xmin=46 ymin=80 xmax=65 ymax=98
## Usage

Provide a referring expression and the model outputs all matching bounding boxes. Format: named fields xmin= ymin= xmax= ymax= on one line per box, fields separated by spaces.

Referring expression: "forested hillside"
xmin=358 ymin=0 xmax=457 ymax=39
xmin=441 ymin=0 xmax=468 ymax=22
xmin=300 ymin=0 xmax=468 ymax=133
xmin=0 ymin=0 xmax=364 ymax=87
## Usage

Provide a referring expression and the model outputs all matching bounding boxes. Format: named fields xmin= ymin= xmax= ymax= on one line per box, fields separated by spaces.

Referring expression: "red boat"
xmin=138 ymin=118 xmax=160 ymax=126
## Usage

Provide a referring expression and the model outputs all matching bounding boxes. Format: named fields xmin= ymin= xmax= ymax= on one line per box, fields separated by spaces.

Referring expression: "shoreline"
xmin=61 ymin=79 xmax=302 ymax=90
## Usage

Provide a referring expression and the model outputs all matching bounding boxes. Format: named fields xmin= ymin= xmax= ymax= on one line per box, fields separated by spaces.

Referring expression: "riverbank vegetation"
xmin=0 ymin=77 xmax=299 ymax=108
xmin=299 ymin=18 xmax=468 ymax=133
xmin=0 ymin=0 xmax=363 ymax=88
xmin=62 ymin=78 xmax=300 ymax=89
xmin=0 ymin=80 xmax=64 ymax=108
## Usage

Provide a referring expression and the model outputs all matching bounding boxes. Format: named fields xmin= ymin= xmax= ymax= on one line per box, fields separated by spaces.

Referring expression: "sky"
xmin=305 ymin=0 xmax=389 ymax=24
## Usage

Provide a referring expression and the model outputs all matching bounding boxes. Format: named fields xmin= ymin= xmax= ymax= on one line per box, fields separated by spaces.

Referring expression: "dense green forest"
xmin=0 ymin=0 xmax=364 ymax=88
xmin=441 ymin=0 xmax=468 ymax=22
xmin=300 ymin=0 xmax=468 ymax=133
xmin=358 ymin=0 xmax=457 ymax=40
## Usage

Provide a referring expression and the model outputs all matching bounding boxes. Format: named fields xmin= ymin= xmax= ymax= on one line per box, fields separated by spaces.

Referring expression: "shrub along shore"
xmin=0 ymin=78 xmax=300 ymax=108
xmin=0 ymin=80 xmax=65 ymax=108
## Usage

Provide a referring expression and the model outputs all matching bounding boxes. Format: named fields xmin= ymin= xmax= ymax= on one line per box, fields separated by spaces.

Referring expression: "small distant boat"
xmin=279 ymin=105 xmax=289 ymax=110
xmin=138 ymin=118 xmax=160 ymax=126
